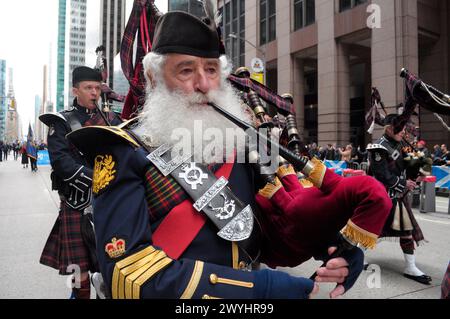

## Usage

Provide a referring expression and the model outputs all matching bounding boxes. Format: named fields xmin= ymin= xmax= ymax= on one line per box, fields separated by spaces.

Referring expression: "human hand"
xmin=406 ymin=179 xmax=416 ymax=191
xmin=315 ymin=246 xmax=364 ymax=299
xmin=309 ymin=282 xmax=320 ymax=298
xmin=315 ymin=247 xmax=349 ymax=298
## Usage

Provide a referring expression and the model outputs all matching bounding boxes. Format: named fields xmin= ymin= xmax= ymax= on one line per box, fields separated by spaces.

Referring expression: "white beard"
xmin=135 ymin=80 xmax=253 ymax=164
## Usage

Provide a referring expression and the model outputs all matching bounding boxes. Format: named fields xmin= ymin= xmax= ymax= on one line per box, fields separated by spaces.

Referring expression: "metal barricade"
xmin=359 ymin=162 xmax=369 ymax=174
xmin=411 ymin=185 xmax=420 ymax=208
xmin=448 ymin=192 xmax=450 ymax=215
xmin=343 ymin=169 xmax=366 ymax=177
xmin=348 ymin=162 xmax=360 ymax=170
xmin=420 ymin=176 xmax=436 ymax=213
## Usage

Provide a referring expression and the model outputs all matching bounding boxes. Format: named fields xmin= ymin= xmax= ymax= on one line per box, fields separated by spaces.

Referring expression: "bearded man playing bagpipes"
xmin=66 ymin=1 xmax=393 ymax=299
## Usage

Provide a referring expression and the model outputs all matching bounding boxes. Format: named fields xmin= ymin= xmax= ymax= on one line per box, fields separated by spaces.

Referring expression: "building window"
xmin=260 ymin=0 xmax=276 ymax=45
xmin=223 ymin=0 xmax=246 ymax=69
xmin=339 ymin=0 xmax=367 ymax=12
xmin=294 ymin=0 xmax=315 ymax=31
xmin=168 ymin=0 xmax=204 ymax=17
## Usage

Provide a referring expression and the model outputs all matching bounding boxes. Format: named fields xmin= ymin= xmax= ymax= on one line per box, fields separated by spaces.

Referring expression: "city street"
xmin=0 ymin=157 xmax=448 ymax=299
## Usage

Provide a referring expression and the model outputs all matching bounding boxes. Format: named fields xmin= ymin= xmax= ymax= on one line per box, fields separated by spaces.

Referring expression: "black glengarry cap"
xmin=72 ymin=66 xmax=102 ymax=87
xmin=383 ymin=113 xmax=406 ymax=134
xmin=152 ymin=11 xmax=221 ymax=59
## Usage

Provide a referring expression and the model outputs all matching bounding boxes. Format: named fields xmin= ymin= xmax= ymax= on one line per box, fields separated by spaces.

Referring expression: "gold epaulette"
xmin=112 ymin=246 xmax=173 ymax=299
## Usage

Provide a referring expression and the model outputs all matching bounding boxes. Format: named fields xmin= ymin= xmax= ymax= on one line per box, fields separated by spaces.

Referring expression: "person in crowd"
xmin=20 ymin=143 xmax=28 ymax=168
xmin=318 ymin=146 xmax=327 ymax=160
xmin=439 ymin=144 xmax=450 ymax=165
xmin=432 ymin=144 xmax=442 ymax=163
xmin=339 ymin=144 xmax=353 ymax=163
xmin=356 ymin=146 xmax=368 ymax=164
xmin=416 ymin=140 xmax=430 ymax=158
xmin=13 ymin=141 xmax=20 ymax=161
xmin=308 ymin=142 xmax=319 ymax=159
xmin=2 ymin=141 xmax=8 ymax=161
xmin=324 ymin=144 xmax=336 ymax=161
xmin=28 ymin=141 xmax=38 ymax=172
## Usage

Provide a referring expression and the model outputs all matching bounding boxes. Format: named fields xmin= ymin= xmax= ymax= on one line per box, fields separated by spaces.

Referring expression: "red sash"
xmin=152 ymin=161 xmax=235 ymax=259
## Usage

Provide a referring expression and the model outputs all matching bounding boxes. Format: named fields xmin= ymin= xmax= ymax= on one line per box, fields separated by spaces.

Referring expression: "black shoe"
xmin=403 ymin=273 xmax=432 ymax=285
xmin=422 ymin=274 xmax=432 ymax=281
xmin=363 ymin=263 xmax=370 ymax=271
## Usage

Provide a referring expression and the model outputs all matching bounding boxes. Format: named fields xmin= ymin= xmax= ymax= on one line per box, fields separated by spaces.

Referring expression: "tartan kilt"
xmin=380 ymin=197 xmax=425 ymax=244
xmin=40 ymin=201 xmax=94 ymax=275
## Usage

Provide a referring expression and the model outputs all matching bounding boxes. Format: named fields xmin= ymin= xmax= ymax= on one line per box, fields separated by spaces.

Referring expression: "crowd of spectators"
xmin=304 ymin=139 xmax=450 ymax=168
xmin=305 ymin=142 xmax=368 ymax=164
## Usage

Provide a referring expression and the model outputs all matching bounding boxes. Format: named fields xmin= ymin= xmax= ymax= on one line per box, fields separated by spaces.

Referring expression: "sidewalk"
xmin=435 ymin=196 xmax=450 ymax=215
xmin=0 ymin=158 xmax=68 ymax=298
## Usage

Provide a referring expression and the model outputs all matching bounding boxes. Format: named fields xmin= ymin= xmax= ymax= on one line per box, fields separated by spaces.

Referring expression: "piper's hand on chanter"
xmin=315 ymin=246 xmax=364 ymax=299
xmin=406 ymin=179 xmax=417 ymax=191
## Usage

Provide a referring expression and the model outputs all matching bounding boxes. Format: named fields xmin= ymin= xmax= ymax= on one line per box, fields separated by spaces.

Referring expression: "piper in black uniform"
xmin=67 ymin=10 xmax=366 ymax=299
xmin=39 ymin=66 xmax=122 ymax=299
xmin=368 ymin=114 xmax=431 ymax=285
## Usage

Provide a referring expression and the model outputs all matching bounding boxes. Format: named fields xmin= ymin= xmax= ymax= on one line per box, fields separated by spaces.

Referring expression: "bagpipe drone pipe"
xmin=400 ymin=68 xmax=450 ymax=116
xmin=368 ymin=69 xmax=444 ymax=181
xmin=220 ymin=69 xmax=392 ymax=276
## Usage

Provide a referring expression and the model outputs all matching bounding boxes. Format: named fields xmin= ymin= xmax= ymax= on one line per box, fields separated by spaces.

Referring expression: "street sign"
xmin=251 ymin=58 xmax=265 ymax=73
xmin=250 ymin=72 xmax=264 ymax=84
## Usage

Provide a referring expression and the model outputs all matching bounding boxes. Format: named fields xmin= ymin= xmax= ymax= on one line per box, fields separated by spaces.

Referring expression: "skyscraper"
xmin=5 ymin=68 xmax=19 ymax=143
xmin=34 ymin=95 xmax=42 ymax=135
xmin=68 ymin=0 xmax=87 ymax=103
xmin=168 ymin=0 xmax=205 ymax=17
xmin=56 ymin=0 xmax=87 ymax=110
xmin=56 ymin=0 xmax=67 ymax=112
xmin=0 ymin=59 xmax=6 ymax=141
xmin=100 ymin=0 xmax=126 ymax=89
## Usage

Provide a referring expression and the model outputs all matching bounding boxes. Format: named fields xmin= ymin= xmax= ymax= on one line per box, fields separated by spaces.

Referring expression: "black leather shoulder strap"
xmin=61 ymin=110 xmax=83 ymax=132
